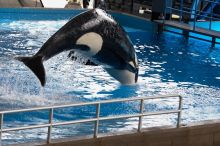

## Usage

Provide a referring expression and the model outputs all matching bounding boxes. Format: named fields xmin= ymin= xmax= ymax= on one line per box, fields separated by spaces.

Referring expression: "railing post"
xmin=180 ymin=0 xmax=183 ymax=22
xmin=177 ymin=96 xmax=183 ymax=128
xmin=47 ymin=108 xmax=53 ymax=144
xmin=193 ymin=0 xmax=198 ymax=30
xmin=163 ymin=0 xmax=167 ymax=24
xmin=94 ymin=103 xmax=100 ymax=138
xmin=130 ymin=0 xmax=134 ymax=13
xmin=0 ymin=114 xmax=3 ymax=146
xmin=138 ymin=99 xmax=144 ymax=132
xmin=209 ymin=0 xmax=214 ymax=30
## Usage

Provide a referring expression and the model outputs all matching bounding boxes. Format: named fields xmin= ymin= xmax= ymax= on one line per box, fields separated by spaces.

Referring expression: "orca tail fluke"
xmin=15 ymin=56 xmax=46 ymax=86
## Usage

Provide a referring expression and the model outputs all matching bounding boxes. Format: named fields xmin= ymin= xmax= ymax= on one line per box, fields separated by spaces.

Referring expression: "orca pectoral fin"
xmin=15 ymin=56 xmax=46 ymax=86
xmin=68 ymin=44 xmax=90 ymax=57
xmin=85 ymin=60 xmax=98 ymax=66
xmin=68 ymin=50 xmax=76 ymax=60
xmin=68 ymin=53 xmax=97 ymax=66
xmin=74 ymin=44 xmax=90 ymax=51
xmin=67 ymin=48 xmax=97 ymax=66
xmin=67 ymin=44 xmax=90 ymax=60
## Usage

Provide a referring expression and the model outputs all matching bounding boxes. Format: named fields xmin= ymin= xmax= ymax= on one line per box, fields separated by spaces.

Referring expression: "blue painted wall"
xmin=0 ymin=8 xmax=158 ymax=32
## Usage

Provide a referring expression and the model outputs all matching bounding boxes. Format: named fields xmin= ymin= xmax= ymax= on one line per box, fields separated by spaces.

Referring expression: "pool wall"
xmin=36 ymin=120 xmax=220 ymax=146
xmin=0 ymin=8 xmax=158 ymax=32
xmin=0 ymin=8 xmax=85 ymax=20
xmin=2 ymin=7 xmax=219 ymax=37
xmin=110 ymin=11 xmax=158 ymax=32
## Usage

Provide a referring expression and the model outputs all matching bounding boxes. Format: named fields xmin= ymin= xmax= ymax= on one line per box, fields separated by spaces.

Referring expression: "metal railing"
xmin=0 ymin=94 xmax=182 ymax=145
xmin=165 ymin=0 xmax=220 ymax=31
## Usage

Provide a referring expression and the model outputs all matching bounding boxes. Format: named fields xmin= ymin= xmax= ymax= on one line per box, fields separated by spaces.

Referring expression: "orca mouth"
xmin=125 ymin=63 xmax=138 ymax=74
xmin=124 ymin=63 xmax=139 ymax=83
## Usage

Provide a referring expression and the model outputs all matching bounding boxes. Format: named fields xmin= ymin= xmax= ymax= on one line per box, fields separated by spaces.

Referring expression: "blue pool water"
xmin=0 ymin=8 xmax=220 ymax=144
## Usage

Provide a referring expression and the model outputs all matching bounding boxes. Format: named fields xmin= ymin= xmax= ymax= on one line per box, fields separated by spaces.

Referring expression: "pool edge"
xmin=9 ymin=119 xmax=220 ymax=146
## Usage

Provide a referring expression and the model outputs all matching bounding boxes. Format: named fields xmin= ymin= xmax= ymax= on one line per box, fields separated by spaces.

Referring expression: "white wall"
xmin=41 ymin=0 xmax=68 ymax=8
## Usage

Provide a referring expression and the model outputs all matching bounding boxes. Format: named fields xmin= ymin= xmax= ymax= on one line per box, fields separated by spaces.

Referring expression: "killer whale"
xmin=16 ymin=8 xmax=138 ymax=86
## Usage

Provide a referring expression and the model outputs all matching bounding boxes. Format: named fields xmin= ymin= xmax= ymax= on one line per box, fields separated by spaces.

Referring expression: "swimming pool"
xmin=0 ymin=8 xmax=220 ymax=144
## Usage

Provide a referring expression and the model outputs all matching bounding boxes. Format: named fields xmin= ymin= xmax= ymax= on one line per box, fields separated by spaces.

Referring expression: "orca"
xmin=16 ymin=8 xmax=138 ymax=86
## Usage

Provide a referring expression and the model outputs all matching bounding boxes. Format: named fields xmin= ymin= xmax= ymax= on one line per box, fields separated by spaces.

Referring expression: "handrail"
xmin=167 ymin=7 xmax=220 ymax=21
xmin=201 ymin=0 xmax=220 ymax=5
xmin=0 ymin=94 xmax=180 ymax=114
xmin=165 ymin=0 xmax=220 ymax=31
xmin=171 ymin=5 xmax=220 ymax=18
xmin=0 ymin=94 xmax=183 ymax=145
